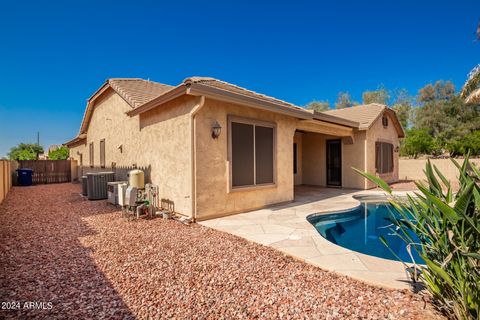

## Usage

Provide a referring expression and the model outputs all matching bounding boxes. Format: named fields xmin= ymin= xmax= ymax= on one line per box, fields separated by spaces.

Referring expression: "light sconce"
xmin=394 ymin=146 xmax=400 ymax=153
xmin=211 ymin=120 xmax=222 ymax=139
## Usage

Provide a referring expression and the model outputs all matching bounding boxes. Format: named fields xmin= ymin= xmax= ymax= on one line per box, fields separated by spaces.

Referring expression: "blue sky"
xmin=0 ymin=0 xmax=478 ymax=157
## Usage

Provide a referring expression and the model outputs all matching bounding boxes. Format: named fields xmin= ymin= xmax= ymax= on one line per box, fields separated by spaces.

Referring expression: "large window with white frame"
xmin=229 ymin=117 xmax=276 ymax=189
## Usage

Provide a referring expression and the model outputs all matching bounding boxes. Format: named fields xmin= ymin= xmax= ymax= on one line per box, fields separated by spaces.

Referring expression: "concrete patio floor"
xmin=200 ymin=186 xmax=413 ymax=289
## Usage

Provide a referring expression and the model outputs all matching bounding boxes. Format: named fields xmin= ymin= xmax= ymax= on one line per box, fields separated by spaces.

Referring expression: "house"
xmin=65 ymin=77 xmax=404 ymax=221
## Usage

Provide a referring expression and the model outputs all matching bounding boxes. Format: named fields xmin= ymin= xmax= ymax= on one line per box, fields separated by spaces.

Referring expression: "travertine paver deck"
xmin=200 ymin=186 xmax=413 ymax=289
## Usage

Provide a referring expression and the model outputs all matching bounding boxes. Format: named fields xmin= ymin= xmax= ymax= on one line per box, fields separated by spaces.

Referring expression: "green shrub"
xmin=447 ymin=131 xmax=480 ymax=156
xmin=400 ymin=128 xmax=439 ymax=158
xmin=48 ymin=146 xmax=70 ymax=160
xmin=354 ymin=157 xmax=479 ymax=319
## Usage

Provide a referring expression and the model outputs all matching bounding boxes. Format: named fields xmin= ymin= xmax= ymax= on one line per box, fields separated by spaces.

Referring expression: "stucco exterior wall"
xmin=365 ymin=112 xmax=400 ymax=188
xmin=293 ymin=132 xmax=303 ymax=185
xmin=302 ymin=132 xmax=326 ymax=186
xmin=69 ymin=89 xmax=198 ymax=216
xmin=399 ymin=158 xmax=480 ymax=182
xmin=137 ymin=95 xmax=197 ymax=215
xmin=301 ymin=130 xmax=366 ymax=189
xmin=194 ymin=98 xmax=297 ymax=220
xmin=342 ymin=130 xmax=367 ymax=189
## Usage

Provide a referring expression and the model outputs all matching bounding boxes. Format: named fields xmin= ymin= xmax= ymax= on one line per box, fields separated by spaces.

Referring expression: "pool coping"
xmin=200 ymin=187 xmax=418 ymax=290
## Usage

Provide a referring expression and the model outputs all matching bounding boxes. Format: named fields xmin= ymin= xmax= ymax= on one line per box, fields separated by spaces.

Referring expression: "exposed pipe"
xmin=189 ymin=96 xmax=206 ymax=222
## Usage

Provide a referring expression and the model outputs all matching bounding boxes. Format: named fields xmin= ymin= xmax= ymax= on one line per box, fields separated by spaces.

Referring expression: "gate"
xmin=17 ymin=160 xmax=72 ymax=184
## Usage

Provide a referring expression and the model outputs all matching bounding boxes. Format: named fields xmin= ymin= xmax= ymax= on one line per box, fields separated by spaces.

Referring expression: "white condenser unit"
xmin=107 ymin=181 xmax=127 ymax=205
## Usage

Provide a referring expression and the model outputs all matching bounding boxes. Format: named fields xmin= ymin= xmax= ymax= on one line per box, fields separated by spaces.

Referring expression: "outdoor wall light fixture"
xmin=394 ymin=146 xmax=400 ymax=153
xmin=212 ymin=120 xmax=222 ymax=139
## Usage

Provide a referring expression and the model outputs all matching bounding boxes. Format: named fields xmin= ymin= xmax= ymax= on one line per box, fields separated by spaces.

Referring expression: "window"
xmin=382 ymin=115 xmax=389 ymax=127
xmin=230 ymin=118 xmax=275 ymax=188
xmin=375 ymin=142 xmax=393 ymax=174
xmin=293 ymin=143 xmax=297 ymax=174
xmin=100 ymin=139 xmax=105 ymax=168
xmin=89 ymin=142 xmax=94 ymax=168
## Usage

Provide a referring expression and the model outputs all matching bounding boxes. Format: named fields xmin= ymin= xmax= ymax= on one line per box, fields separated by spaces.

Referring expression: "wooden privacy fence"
xmin=17 ymin=160 xmax=72 ymax=184
xmin=0 ymin=160 xmax=13 ymax=204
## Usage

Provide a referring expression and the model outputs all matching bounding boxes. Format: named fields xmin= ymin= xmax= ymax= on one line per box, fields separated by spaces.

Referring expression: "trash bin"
xmin=17 ymin=168 xmax=33 ymax=186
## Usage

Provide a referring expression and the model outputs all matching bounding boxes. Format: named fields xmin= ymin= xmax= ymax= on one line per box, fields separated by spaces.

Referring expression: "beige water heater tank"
xmin=128 ymin=169 xmax=145 ymax=189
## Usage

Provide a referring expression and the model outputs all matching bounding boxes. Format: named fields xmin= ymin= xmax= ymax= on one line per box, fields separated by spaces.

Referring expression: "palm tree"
xmin=460 ymin=21 xmax=480 ymax=104
xmin=460 ymin=65 xmax=480 ymax=104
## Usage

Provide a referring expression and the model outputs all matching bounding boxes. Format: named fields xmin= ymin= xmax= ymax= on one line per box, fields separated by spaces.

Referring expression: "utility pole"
xmin=36 ymin=131 xmax=40 ymax=160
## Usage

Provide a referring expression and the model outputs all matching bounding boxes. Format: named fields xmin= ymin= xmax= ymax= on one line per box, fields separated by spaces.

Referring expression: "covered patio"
xmin=200 ymin=186 xmax=412 ymax=289
xmin=293 ymin=114 xmax=368 ymax=190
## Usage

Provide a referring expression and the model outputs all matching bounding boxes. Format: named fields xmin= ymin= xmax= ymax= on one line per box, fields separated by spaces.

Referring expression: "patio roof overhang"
xmin=297 ymin=119 xmax=355 ymax=143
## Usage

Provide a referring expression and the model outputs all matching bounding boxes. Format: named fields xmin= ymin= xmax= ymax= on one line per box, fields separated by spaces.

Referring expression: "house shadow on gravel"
xmin=0 ymin=184 xmax=135 ymax=319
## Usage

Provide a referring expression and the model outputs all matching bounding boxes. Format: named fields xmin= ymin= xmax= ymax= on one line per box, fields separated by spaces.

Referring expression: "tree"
xmin=413 ymin=90 xmax=479 ymax=154
xmin=460 ymin=64 xmax=480 ymax=104
xmin=418 ymin=81 xmax=455 ymax=103
xmin=446 ymin=131 xmax=480 ymax=156
xmin=460 ymin=21 xmax=480 ymax=104
xmin=361 ymin=85 xmax=390 ymax=105
xmin=335 ymin=92 xmax=357 ymax=109
xmin=48 ymin=146 xmax=70 ymax=160
xmin=8 ymin=143 xmax=44 ymax=160
xmin=400 ymin=129 xmax=437 ymax=158
xmin=391 ymin=88 xmax=413 ymax=129
xmin=305 ymin=100 xmax=330 ymax=112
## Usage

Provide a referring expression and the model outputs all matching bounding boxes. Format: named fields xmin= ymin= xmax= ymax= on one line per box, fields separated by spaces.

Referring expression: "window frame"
xmin=89 ymin=142 xmax=94 ymax=168
xmin=375 ymin=141 xmax=394 ymax=174
xmin=227 ymin=116 xmax=277 ymax=192
xmin=100 ymin=139 xmax=106 ymax=168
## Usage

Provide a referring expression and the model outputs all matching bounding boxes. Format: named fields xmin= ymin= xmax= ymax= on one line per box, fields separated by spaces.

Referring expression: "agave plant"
xmin=353 ymin=156 xmax=479 ymax=319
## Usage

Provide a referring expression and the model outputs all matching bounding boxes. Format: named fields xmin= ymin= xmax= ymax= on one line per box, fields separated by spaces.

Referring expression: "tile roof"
xmin=106 ymin=78 xmax=173 ymax=108
xmin=183 ymin=77 xmax=307 ymax=112
xmin=322 ymin=103 xmax=387 ymax=129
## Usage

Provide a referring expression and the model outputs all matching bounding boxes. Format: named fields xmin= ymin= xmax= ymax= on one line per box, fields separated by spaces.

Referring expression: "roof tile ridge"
xmin=185 ymin=76 xmax=303 ymax=109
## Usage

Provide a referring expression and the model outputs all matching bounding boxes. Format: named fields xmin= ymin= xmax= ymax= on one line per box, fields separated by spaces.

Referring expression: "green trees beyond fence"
xmin=305 ymin=81 xmax=479 ymax=158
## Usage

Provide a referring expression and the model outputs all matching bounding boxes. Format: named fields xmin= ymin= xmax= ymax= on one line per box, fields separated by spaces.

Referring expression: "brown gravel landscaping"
xmin=0 ymin=183 xmax=444 ymax=319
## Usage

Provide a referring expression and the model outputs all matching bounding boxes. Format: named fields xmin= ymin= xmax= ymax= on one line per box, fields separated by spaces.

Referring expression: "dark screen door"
xmin=326 ymin=139 xmax=342 ymax=186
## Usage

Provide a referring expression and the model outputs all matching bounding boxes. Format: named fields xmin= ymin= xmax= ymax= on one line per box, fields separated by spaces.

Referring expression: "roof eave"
xmin=187 ymin=83 xmax=312 ymax=120
xmin=64 ymin=134 xmax=87 ymax=148
xmin=365 ymin=107 xmax=405 ymax=138
xmin=312 ymin=111 xmax=360 ymax=128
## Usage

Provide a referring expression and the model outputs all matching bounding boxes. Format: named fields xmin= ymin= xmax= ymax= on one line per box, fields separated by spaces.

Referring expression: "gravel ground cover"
xmin=0 ymin=183 xmax=443 ymax=319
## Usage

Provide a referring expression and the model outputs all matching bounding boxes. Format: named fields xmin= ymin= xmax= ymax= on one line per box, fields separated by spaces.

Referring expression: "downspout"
xmin=189 ymin=95 xmax=206 ymax=222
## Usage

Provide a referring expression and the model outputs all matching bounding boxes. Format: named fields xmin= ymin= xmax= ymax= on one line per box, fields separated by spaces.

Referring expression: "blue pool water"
xmin=308 ymin=202 xmax=423 ymax=263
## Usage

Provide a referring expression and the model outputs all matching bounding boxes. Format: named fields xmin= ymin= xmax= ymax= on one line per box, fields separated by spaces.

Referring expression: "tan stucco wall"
xmin=69 ymin=89 xmax=198 ymax=215
xmin=399 ymin=158 xmax=480 ymax=182
xmin=342 ymin=130 xmax=367 ymax=189
xmin=301 ymin=130 xmax=366 ymax=189
xmin=194 ymin=98 xmax=297 ymax=220
xmin=302 ymin=132 xmax=326 ymax=186
xmin=365 ymin=112 xmax=400 ymax=188
xmin=294 ymin=132 xmax=303 ymax=185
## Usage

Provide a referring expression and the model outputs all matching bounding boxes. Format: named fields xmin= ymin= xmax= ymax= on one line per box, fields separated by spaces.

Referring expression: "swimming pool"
xmin=308 ymin=201 xmax=423 ymax=263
